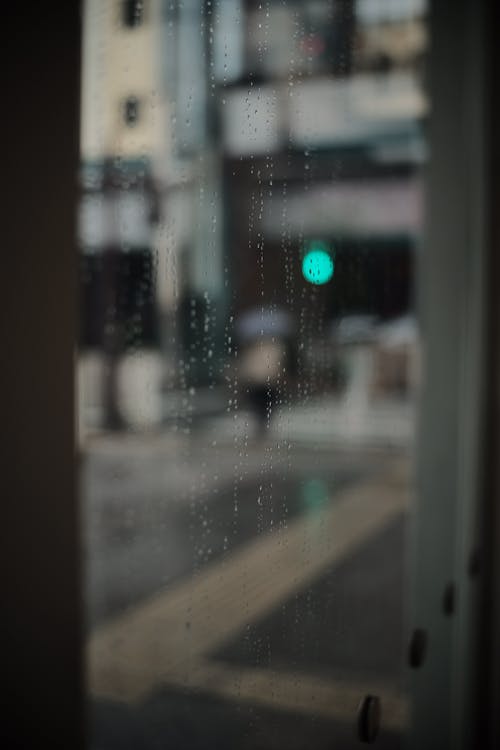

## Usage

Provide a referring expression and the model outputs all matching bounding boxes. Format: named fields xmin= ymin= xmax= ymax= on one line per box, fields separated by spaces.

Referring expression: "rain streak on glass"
xmin=79 ymin=1 xmax=427 ymax=748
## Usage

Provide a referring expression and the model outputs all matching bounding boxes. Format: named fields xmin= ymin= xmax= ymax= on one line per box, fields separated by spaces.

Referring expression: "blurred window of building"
xmin=356 ymin=0 xmax=426 ymax=25
xmin=122 ymin=0 xmax=146 ymax=28
xmin=123 ymin=95 xmax=140 ymax=126
xmin=245 ymin=1 xmax=354 ymax=79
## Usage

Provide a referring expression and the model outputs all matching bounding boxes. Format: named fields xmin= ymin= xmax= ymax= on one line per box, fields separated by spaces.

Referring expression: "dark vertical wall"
xmin=482 ymin=1 xmax=500 ymax=746
xmin=1 ymin=4 xmax=82 ymax=749
xmin=411 ymin=1 xmax=489 ymax=748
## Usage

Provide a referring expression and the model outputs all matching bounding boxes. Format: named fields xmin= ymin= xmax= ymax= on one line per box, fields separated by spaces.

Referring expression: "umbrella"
xmin=235 ymin=306 xmax=294 ymax=341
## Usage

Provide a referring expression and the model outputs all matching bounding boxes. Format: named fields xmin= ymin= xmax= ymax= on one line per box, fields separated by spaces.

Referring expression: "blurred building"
xmin=79 ymin=0 xmax=169 ymax=429
xmin=79 ymin=0 xmax=428 ymax=432
xmin=81 ymin=0 xmax=167 ymax=166
xmin=212 ymin=0 xmax=427 ymax=396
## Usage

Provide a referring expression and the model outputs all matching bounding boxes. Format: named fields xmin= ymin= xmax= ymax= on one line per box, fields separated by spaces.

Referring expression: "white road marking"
xmin=177 ymin=660 xmax=408 ymax=732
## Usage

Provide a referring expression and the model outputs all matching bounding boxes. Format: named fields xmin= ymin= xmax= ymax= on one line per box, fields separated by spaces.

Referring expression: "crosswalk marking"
xmin=88 ymin=460 xmax=409 ymax=726
xmin=171 ymin=659 xmax=408 ymax=731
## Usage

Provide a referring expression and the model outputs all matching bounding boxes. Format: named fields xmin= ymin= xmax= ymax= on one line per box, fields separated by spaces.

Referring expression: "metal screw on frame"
xmin=408 ymin=628 xmax=428 ymax=669
xmin=357 ymin=694 xmax=381 ymax=743
xmin=468 ymin=547 xmax=481 ymax=578
xmin=442 ymin=582 xmax=456 ymax=616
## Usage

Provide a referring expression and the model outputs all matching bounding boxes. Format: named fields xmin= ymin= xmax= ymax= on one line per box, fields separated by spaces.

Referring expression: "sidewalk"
xmin=78 ymin=352 xmax=414 ymax=450
xmin=82 ymin=395 xmax=414 ymax=453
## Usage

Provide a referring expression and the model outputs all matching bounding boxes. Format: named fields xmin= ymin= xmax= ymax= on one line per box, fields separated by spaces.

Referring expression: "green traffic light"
xmin=302 ymin=243 xmax=334 ymax=285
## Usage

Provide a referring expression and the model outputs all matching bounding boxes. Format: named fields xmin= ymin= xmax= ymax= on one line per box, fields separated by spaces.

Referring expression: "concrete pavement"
xmin=82 ymin=430 xmax=411 ymax=749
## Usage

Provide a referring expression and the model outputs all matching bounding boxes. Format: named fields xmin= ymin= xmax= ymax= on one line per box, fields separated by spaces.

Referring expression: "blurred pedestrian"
xmin=239 ymin=335 xmax=286 ymax=433
xmin=235 ymin=306 xmax=296 ymax=435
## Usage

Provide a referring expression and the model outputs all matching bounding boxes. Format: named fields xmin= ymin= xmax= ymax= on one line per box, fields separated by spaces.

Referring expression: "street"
xmin=83 ymin=408 xmax=411 ymax=749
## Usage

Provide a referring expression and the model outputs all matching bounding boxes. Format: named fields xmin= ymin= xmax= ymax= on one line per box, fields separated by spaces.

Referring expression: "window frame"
xmin=3 ymin=1 xmax=499 ymax=748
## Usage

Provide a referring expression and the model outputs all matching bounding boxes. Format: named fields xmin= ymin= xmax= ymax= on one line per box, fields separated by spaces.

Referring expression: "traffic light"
xmin=301 ymin=241 xmax=335 ymax=285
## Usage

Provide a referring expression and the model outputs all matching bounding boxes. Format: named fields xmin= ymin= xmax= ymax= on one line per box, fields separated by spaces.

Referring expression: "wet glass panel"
xmin=79 ymin=1 xmax=428 ymax=747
